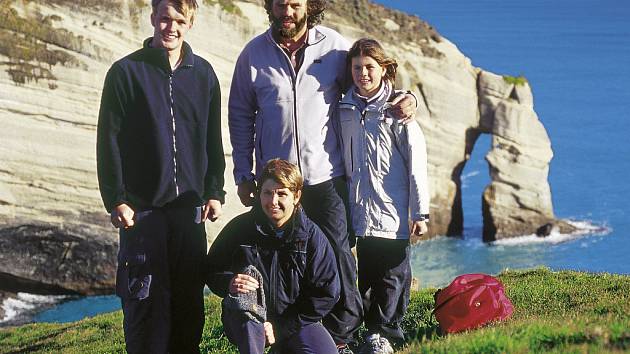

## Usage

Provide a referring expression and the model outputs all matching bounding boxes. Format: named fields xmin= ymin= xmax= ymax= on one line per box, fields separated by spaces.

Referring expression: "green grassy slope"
xmin=1 ymin=268 xmax=628 ymax=353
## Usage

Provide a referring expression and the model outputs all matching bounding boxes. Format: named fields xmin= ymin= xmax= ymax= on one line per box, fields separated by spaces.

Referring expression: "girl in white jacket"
xmin=338 ymin=38 xmax=430 ymax=354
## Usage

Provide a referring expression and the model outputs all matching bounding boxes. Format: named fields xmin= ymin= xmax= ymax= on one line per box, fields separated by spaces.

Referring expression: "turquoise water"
xmin=32 ymin=295 xmax=120 ymax=323
xmin=28 ymin=0 xmax=630 ymax=323
xmin=375 ymin=0 xmax=630 ymax=287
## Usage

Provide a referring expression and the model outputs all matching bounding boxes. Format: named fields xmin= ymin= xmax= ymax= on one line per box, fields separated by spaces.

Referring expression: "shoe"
xmin=337 ymin=343 xmax=354 ymax=354
xmin=358 ymin=333 xmax=394 ymax=354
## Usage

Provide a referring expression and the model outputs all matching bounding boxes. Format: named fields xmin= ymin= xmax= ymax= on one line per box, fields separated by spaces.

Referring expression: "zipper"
xmin=361 ymin=109 xmax=376 ymax=230
xmin=168 ymin=73 xmax=180 ymax=196
xmin=350 ymin=138 xmax=354 ymax=172
xmin=290 ymin=68 xmax=301 ymax=172
xmin=270 ymin=249 xmax=278 ymax=315
xmin=276 ymin=41 xmax=303 ymax=173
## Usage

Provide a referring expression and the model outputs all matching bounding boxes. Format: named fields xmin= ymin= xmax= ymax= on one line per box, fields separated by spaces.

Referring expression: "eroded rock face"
xmin=0 ymin=0 xmax=571 ymax=295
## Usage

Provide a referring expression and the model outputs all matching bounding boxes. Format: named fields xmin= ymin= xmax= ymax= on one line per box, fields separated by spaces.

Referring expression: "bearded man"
xmin=227 ymin=1 xmax=417 ymax=352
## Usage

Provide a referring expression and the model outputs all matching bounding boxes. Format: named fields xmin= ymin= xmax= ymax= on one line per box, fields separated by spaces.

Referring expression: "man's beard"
xmin=271 ymin=13 xmax=307 ymax=39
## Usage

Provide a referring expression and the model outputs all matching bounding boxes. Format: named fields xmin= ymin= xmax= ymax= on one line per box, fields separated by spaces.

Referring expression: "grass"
xmin=1 ymin=268 xmax=628 ymax=353
xmin=399 ymin=268 xmax=630 ymax=353
xmin=129 ymin=0 xmax=149 ymax=30
xmin=503 ymin=75 xmax=529 ymax=86
xmin=0 ymin=0 xmax=111 ymax=86
xmin=203 ymin=0 xmax=243 ymax=16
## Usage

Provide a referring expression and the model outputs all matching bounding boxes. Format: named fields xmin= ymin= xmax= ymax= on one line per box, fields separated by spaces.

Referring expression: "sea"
xmin=1 ymin=0 xmax=629 ymax=326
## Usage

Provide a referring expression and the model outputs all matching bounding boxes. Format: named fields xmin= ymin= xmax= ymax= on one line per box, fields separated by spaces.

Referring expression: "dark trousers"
xmin=116 ymin=207 xmax=207 ymax=354
xmin=222 ymin=312 xmax=337 ymax=354
xmin=222 ymin=310 xmax=266 ymax=354
xmin=301 ymin=177 xmax=362 ymax=344
xmin=356 ymin=237 xmax=411 ymax=344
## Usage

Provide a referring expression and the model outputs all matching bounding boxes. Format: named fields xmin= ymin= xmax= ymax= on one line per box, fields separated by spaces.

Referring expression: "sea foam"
xmin=0 ymin=293 xmax=66 ymax=324
xmin=491 ymin=220 xmax=611 ymax=246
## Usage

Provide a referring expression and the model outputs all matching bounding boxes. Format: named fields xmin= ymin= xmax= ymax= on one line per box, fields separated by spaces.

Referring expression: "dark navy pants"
xmin=222 ymin=311 xmax=337 ymax=354
xmin=301 ymin=177 xmax=363 ymax=345
xmin=116 ymin=206 xmax=207 ymax=354
xmin=356 ymin=237 xmax=411 ymax=345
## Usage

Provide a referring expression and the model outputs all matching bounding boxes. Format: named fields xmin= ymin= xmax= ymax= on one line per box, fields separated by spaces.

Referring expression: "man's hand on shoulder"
xmin=203 ymin=199 xmax=222 ymax=222
xmin=389 ymin=92 xmax=418 ymax=124
xmin=237 ymin=180 xmax=257 ymax=207
xmin=411 ymin=220 xmax=428 ymax=237
xmin=111 ymin=203 xmax=135 ymax=229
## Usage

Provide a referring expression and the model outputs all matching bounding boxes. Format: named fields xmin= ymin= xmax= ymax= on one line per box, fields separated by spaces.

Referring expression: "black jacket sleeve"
xmin=96 ymin=64 xmax=128 ymax=213
xmin=205 ymin=214 xmax=247 ymax=297
xmin=203 ymin=68 xmax=226 ymax=204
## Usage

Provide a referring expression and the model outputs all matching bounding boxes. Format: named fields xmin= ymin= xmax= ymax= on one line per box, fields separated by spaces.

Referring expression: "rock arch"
xmin=400 ymin=64 xmax=572 ymax=242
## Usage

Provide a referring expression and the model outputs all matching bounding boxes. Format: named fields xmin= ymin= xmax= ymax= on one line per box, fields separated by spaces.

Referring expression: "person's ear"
xmin=294 ymin=190 xmax=302 ymax=205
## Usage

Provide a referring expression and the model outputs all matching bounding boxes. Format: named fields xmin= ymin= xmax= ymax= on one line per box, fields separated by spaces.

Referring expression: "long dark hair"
xmin=347 ymin=38 xmax=398 ymax=86
xmin=264 ymin=0 xmax=327 ymax=29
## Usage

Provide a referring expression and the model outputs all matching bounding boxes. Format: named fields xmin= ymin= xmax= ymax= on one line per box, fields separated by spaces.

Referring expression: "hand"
xmin=229 ymin=273 xmax=259 ymax=295
xmin=202 ymin=199 xmax=222 ymax=222
xmin=111 ymin=203 xmax=135 ymax=229
xmin=389 ymin=93 xmax=417 ymax=124
xmin=263 ymin=322 xmax=275 ymax=346
xmin=237 ymin=180 xmax=257 ymax=207
xmin=411 ymin=220 xmax=428 ymax=237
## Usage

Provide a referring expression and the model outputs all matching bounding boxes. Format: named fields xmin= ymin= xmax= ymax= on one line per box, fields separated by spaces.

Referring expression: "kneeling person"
xmin=206 ymin=159 xmax=340 ymax=353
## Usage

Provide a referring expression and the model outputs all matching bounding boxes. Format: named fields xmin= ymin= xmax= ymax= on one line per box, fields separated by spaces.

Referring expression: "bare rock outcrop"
xmin=0 ymin=224 xmax=117 ymax=295
xmin=0 ymin=0 xmax=573 ymax=296
xmin=477 ymin=71 xmax=574 ymax=240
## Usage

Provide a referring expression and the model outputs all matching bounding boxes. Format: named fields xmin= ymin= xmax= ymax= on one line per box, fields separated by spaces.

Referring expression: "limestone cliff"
xmin=0 ymin=0 xmax=572 ymax=298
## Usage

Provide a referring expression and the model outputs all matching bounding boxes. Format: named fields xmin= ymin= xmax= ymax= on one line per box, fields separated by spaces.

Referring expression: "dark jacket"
xmin=206 ymin=206 xmax=340 ymax=341
xmin=97 ymin=38 xmax=225 ymax=212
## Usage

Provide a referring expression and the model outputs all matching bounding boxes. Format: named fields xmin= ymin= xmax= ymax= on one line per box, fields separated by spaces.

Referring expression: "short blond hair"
xmin=152 ymin=0 xmax=198 ymax=22
xmin=258 ymin=159 xmax=304 ymax=197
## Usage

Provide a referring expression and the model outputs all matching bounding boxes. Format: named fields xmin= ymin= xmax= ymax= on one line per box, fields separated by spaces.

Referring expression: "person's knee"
xmin=282 ymin=323 xmax=337 ymax=354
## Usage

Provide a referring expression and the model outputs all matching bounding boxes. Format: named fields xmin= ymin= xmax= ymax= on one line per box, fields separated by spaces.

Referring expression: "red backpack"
xmin=434 ymin=273 xmax=514 ymax=334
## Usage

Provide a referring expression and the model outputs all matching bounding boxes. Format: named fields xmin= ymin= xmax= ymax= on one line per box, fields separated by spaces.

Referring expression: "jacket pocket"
xmin=116 ymin=252 xmax=151 ymax=300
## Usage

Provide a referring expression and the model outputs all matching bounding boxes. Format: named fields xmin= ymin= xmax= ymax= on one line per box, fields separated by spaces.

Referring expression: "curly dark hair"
xmin=264 ymin=0 xmax=327 ymax=29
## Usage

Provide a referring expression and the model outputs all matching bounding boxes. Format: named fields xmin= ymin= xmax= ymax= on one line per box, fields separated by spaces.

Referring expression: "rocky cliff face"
xmin=0 ymin=0 xmax=571 ymax=299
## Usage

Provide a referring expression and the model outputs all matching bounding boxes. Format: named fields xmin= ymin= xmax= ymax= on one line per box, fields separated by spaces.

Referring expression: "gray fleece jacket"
xmin=228 ymin=25 xmax=350 ymax=186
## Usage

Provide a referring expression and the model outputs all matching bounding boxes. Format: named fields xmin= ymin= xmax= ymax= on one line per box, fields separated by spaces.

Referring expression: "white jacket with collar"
xmin=338 ymin=82 xmax=430 ymax=239
xmin=228 ymin=25 xmax=349 ymax=186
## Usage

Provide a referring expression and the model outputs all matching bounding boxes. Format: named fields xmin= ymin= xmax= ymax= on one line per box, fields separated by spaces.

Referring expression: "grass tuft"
xmin=203 ymin=0 xmax=243 ymax=16
xmin=503 ymin=75 xmax=528 ymax=86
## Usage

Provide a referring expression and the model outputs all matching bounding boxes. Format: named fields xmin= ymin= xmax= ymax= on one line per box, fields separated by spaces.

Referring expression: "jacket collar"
xmin=265 ymin=25 xmax=327 ymax=48
xmin=252 ymin=203 xmax=306 ymax=243
xmin=142 ymin=37 xmax=195 ymax=72
xmin=340 ymin=80 xmax=393 ymax=113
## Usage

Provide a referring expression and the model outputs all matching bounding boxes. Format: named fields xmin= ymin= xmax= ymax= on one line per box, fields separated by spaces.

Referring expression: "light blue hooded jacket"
xmin=228 ymin=26 xmax=350 ymax=186
xmin=338 ymin=81 xmax=430 ymax=239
